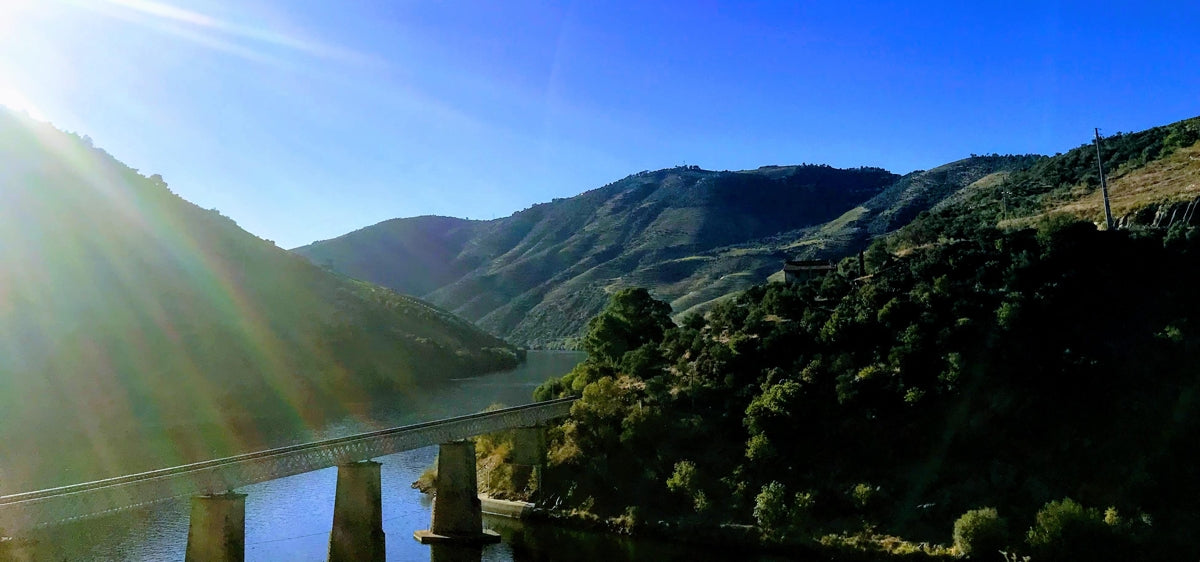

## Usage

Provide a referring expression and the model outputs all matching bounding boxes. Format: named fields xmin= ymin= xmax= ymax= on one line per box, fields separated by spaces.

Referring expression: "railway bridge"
xmin=0 ymin=398 xmax=575 ymax=561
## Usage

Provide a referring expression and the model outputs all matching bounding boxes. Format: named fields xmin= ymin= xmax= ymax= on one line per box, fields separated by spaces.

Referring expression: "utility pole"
xmin=1095 ymin=128 xmax=1115 ymax=230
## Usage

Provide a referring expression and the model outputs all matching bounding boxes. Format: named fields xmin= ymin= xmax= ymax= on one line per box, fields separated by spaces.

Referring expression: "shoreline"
xmin=475 ymin=494 xmax=952 ymax=561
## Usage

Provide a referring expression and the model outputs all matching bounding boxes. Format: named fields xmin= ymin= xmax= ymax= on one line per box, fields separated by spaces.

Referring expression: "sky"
xmin=1 ymin=1 xmax=1197 ymax=248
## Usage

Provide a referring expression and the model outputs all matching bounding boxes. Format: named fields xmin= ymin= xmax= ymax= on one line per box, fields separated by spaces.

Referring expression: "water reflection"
xmin=17 ymin=351 xmax=584 ymax=561
xmin=430 ymin=544 xmax=484 ymax=562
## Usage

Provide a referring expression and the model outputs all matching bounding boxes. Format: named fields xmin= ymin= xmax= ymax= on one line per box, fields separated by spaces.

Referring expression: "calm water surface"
xmin=27 ymin=351 xmax=788 ymax=561
xmin=27 ymin=351 xmax=581 ymax=561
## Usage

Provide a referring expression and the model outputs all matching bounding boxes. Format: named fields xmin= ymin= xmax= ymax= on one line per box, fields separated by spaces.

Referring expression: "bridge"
xmin=0 ymin=398 xmax=575 ymax=561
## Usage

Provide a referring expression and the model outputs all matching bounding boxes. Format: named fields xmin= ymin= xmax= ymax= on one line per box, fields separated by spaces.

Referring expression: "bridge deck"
xmin=0 ymin=398 xmax=574 ymax=531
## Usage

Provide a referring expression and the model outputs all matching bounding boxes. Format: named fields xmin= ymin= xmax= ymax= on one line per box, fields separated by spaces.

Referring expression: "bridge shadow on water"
xmin=430 ymin=543 xmax=485 ymax=562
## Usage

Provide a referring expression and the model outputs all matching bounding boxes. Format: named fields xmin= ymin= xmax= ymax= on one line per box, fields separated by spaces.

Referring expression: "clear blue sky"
xmin=2 ymin=0 xmax=1197 ymax=248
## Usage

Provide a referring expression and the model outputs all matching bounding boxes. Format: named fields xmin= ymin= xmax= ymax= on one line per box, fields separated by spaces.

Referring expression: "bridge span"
xmin=0 ymin=398 xmax=574 ymax=558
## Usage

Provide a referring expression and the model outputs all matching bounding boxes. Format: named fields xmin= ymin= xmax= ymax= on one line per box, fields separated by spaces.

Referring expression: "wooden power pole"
xmin=1095 ymin=128 xmax=1115 ymax=230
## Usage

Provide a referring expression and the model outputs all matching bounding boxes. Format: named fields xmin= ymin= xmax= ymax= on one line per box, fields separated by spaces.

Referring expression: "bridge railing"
xmin=0 ymin=398 xmax=575 ymax=532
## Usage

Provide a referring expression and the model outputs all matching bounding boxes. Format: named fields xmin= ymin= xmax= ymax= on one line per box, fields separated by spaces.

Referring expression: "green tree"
xmin=753 ymin=481 xmax=790 ymax=533
xmin=582 ymin=288 xmax=674 ymax=367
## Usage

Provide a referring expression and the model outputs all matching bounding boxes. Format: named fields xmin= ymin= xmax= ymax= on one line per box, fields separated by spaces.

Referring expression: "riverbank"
xmin=483 ymin=498 xmax=954 ymax=561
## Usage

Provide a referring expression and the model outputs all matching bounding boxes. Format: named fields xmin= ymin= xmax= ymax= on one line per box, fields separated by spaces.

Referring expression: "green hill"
xmin=296 ymin=165 xmax=899 ymax=347
xmin=296 ymin=156 xmax=1048 ymax=347
xmin=0 ymin=110 xmax=518 ymax=492
xmin=297 ymin=117 xmax=1200 ymax=353
xmin=521 ymin=116 xmax=1200 ymax=560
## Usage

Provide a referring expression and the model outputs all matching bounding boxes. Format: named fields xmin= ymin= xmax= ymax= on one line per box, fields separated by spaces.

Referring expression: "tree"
xmin=582 ymin=288 xmax=674 ymax=367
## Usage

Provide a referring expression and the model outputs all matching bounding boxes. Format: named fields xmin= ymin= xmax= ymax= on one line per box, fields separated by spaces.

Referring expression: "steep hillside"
xmin=0 ymin=110 xmax=518 ymax=491
xmin=296 ymin=165 xmax=899 ymax=347
xmin=299 ymin=115 xmax=1199 ymax=349
xmin=298 ymin=215 xmax=488 ymax=296
xmin=759 ymin=155 xmax=1040 ymax=264
xmin=299 ymin=157 xmax=1040 ymax=345
xmin=895 ymin=115 xmax=1200 ymax=246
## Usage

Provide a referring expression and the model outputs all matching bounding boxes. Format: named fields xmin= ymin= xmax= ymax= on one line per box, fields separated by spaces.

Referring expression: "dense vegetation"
xmin=526 ymin=117 xmax=1200 ymax=558
xmin=0 ymin=109 xmax=518 ymax=492
xmin=531 ymin=219 xmax=1200 ymax=559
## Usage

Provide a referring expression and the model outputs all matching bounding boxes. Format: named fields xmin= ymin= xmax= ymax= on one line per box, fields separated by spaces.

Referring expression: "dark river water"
xmin=23 ymin=351 xmax=785 ymax=561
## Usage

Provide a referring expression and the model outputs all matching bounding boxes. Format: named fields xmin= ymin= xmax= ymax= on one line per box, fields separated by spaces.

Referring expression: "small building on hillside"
xmin=782 ymin=259 xmax=836 ymax=283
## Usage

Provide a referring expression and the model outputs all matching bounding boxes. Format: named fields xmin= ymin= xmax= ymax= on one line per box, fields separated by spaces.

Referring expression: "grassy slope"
xmin=1009 ymin=142 xmax=1200 ymax=228
xmin=903 ymin=116 xmax=1200 ymax=241
xmin=0 ymin=110 xmax=517 ymax=491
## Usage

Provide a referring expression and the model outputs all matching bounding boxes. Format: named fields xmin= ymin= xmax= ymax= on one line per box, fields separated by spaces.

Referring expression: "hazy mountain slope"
xmin=0 ymin=110 xmax=518 ymax=491
xmin=296 ymin=215 xmax=487 ymax=297
xmin=297 ymin=165 xmax=898 ymax=347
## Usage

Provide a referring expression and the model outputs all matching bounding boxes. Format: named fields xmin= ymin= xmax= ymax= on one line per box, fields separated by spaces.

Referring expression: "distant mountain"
xmin=300 ymin=116 xmax=1200 ymax=349
xmin=0 ymin=110 xmax=518 ymax=492
xmin=297 ymin=165 xmax=901 ymax=347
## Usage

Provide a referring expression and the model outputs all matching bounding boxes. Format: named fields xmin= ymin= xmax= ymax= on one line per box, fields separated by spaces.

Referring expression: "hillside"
xmin=297 ymin=157 xmax=1045 ymax=347
xmin=0 ymin=110 xmax=518 ymax=492
xmin=297 ymin=165 xmax=900 ymax=347
xmin=520 ymin=118 xmax=1200 ymax=560
xmin=758 ymin=155 xmax=1040 ymax=269
xmin=895 ymin=115 xmax=1200 ymax=247
xmin=300 ymin=115 xmax=1199 ymax=350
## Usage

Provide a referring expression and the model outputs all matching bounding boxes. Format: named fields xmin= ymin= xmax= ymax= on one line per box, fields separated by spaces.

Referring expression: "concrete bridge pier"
xmin=185 ymin=492 xmax=246 ymax=562
xmin=328 ymin=460 xmax=385 ymax=562
xmin=414 ymin=440 xmax=500 ymax=545
xmin=510 ymin=426 xmax=546 ymax=501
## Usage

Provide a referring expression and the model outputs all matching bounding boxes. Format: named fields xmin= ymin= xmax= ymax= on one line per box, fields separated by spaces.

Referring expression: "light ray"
xmin=62 ymin=0 xmax=378 ymax=67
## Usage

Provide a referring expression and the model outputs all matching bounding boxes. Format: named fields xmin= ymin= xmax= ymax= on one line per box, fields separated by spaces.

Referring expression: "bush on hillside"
xmin=952 ymin=507 xmax=1008 ymax=558
xmin=1025 ymin=498 xmax=1121 ymax=561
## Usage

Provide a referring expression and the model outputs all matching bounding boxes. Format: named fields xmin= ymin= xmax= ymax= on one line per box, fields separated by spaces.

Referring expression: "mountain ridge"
xmin=297 ymin=164 xmax=907 ymax=347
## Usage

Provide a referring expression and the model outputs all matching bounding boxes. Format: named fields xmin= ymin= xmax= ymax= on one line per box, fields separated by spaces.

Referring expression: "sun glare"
xmin=0 ymin=0 xmax=39 ymax=25
xmin=0 ymin=86 xmax=45 ymax=121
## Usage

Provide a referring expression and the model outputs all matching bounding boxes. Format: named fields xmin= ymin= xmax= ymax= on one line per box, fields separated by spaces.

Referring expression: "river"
xmin=22 ymin=351 xmax=782 ymax=561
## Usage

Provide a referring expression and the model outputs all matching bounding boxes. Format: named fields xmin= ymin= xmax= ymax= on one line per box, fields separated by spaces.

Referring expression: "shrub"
xmin=953 ymin=507 xmax=1008 ymax=558
xmin=850 ymin=482 xmax=878 ymax=510
xmin=1026 ymin=498 xmax=1119 ymax=561
xmin=753 ymin=481 xmax=790 ymax=532
xmin=665 ymin=460 xmax=697 ymax=494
